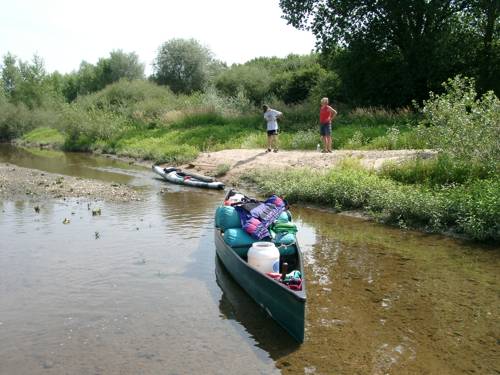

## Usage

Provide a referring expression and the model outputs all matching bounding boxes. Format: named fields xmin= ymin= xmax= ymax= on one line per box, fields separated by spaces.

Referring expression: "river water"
xmin=0 ymin=146 xmax=498 ymax=374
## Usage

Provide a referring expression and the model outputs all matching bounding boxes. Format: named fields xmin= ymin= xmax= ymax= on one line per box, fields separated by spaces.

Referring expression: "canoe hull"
xmin=214 ymin=228 xmax=306 ymax=342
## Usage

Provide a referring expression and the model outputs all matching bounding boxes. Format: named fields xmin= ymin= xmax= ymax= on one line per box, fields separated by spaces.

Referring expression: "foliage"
xmin=114 ymin=134 xmax=199 ymax=164
xmin=153 ymin=38 xmax=216 ymax=94
xmin=0 ymin=100 xmax=68 ymax=141
xmin=245 ymin=166 xmax=500 ymax=242
xmin=1 ymin=53 xmax=64 ymax=108
xmin=0 ymin=102 xmax=35 ymax=140
xmin=380 ymin=155 xmax=490 ymax=186
xmin=445 ymin=178 xmax=500 ymax=241
xmin=214 ymin=54 xmax=327 ymax=105
xmin=215 ymin=64 xmax=272 ymax=104
xmin=55 ymin=105 xmax=128 ymax=151
xmin=215 ymin=163 xmax=231 ymax=177
xmin=95 ymin=50 xmax=145 ymax=87
xmin=66 ymin=50 xmax=145 ymax=100
xmin=288 ymin=130 xmax=319 ymax=149
xmin=308 ymin=69 xmax=342 ymax=105
xmin=273 ymin=64 xmax=324 ymax=104
xmin=200 ymin=86 xmax=255 ymax=115
xmin=21 ymin=127 xmax=65 ymax=147
xmin=76 ymin=79 xmax=177 ymax=122
xmin=280 ymin=0 xmax=500 ymax=106
xmin=417 ymin=76 xmax=500 ymax=175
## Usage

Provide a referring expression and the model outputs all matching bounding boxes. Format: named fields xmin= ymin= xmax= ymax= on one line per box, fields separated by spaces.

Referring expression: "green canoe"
xmin=214 ymin=195 xmax=306 ymax=343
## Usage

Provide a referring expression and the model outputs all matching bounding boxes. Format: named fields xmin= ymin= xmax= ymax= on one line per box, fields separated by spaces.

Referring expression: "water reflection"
xmin=0 ymin=144 xmax=147 ymax=186
xmin=277 ymin=206 xmax=500 ymax=374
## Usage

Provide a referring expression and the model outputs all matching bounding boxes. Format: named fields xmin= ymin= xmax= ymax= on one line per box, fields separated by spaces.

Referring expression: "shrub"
xmin=215 ymin=163 xmax=231 ymax=177
xmin=0 ymin=102 xmax=35 ymax=140
xmin=58 ymin=106 xmax=128 ymax=151
xmin=417 ymin=76 xmax=500 ymax=176
xmin=289 ymin=130 xmax=319 ymax=150
xmin=380 ymin=155 xmax=490 ymax=186
xmin=344 ymin=130 xmax=365 ymax=149
xmin=215 ymin=64 xmax=272 ymax=104
xmin=76 ymin=80 xmax=176 ymax=120
xmin=244 ymin=166 xmax=500 ymax=242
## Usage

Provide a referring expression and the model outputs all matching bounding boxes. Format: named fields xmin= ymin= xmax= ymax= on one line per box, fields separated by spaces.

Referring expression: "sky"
xmin=0 ymin=0 xmax=316 ymax=75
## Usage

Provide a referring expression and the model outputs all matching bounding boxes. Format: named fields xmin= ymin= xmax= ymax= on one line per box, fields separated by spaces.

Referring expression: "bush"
xmin=57 ymin=106 xmax=128 ymax=151
xmin=0 ymin=102 xmax=36 ymax=140
xmin=380 ymin=154 xmax=490 ymax=186
xmin=289 ymin=130 xmax=319 ymax=150
xmin=76 ymin=80 xmax=177 ymax=121
xmin=215 ymin=64 xmax=272 ymax=104
xmin=114 ymin=134 xmax=199 ymax=164
xmin=417 ymin=76 xmax=500 ymax=176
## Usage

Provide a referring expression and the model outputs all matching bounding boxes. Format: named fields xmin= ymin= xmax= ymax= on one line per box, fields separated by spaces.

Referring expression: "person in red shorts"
xmin=319 ymin=97 xmax=337 ymax=153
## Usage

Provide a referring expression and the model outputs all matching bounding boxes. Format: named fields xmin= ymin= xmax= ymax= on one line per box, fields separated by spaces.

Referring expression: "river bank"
xmin=4 ymin=147 xmax=426 ymax=202
xmin=174 ymin=148 xmax=437 ymax=185
xmin=0 ymin=162 xmax=141 ymax=202
xmin=2 ymin=146 xmax=497 ymax=243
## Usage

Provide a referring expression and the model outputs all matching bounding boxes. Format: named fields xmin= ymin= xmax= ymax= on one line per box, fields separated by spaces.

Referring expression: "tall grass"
xmin=380 ymin=155 xmax=491 ymax=186
xmin=244 ymin=166 xmax=500 ymax=242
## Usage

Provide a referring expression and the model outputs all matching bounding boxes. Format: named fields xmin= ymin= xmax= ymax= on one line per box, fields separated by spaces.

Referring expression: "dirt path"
xmin=178 ymin=149 xmax=437 ymax=182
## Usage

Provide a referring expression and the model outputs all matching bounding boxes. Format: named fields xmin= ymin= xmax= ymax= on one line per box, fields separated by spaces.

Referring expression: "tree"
xmin=464 ymin=0 xmax=500 ymax=94
xmin=153 ymin=38 xmax=215 ymax=94
xmin=1 ymin=53 xmax=20 ymax=99
xmin=279 ymin=0 xmax=498 ymax=105
xmin=95 ymin=50 xmax=144 ymax=87
xmin=215 ymin=64 xmax=272 ymax=104
xmin=0 ymin=53 xmax=58 ymax=108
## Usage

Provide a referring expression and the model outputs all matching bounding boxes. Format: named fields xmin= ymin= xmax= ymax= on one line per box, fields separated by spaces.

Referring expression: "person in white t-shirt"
xmin=262 ymin=105 xmax=282 ymax=153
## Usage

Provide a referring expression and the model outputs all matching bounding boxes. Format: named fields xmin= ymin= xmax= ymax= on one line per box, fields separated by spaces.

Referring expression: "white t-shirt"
xmin=264 ymin=109 xmax=282 ymax=131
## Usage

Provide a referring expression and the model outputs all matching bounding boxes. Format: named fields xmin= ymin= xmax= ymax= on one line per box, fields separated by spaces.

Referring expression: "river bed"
xmin=0 ymin=145 xmax=498 ymax=374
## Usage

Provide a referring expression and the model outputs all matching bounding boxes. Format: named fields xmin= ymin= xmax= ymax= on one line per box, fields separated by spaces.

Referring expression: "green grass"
xmin=243 ymin=166 xmax=500 ymax=242
xmin=21 ymin=127 xmax=65 ymax=147
xmin=379 ymin=155 xmax=493 ymax=186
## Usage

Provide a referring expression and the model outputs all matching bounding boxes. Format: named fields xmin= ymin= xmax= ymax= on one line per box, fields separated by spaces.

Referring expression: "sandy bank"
xmin=176 ymin=149 xmax=437 ymax=183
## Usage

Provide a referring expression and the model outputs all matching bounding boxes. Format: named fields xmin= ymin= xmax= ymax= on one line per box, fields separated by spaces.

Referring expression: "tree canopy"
xmin=152 ymin=38 xmax=218 ymax=94
xmin=280 ymin=0 xmax=499 ymax=106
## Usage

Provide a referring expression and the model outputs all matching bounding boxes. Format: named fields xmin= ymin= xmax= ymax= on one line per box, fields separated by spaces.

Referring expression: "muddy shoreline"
xmin=0 ymin=162 xmax=141 ymax=202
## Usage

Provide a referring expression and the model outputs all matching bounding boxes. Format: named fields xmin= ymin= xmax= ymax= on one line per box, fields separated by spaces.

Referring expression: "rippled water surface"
xmin=1 ymin=146 xmax=499 ymax=374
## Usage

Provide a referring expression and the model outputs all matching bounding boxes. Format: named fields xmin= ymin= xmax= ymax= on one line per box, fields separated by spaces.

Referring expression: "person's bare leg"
xmin=273 ymin=134 xmax=278 ymax=151
xmin=267 ymin=135 xmax=272 ymax=151
xmin=326 ymin=135 xmax=332 ymax=152
xmin=321 ymin=135 xmax=327 ymax=152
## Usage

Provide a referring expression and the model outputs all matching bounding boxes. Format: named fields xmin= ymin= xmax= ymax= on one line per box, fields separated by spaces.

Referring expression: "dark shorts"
xmin=267 ymin=129 xmax=278 ymax=136
xmin=320 ymin=123 xmax=332 ymax=136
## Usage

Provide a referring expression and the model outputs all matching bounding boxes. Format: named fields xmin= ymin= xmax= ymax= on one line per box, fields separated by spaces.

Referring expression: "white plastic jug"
xmin=248 ymin=242 xmax=280 ymax=274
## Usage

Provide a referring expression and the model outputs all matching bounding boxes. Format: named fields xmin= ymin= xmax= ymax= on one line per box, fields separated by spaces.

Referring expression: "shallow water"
xmin=0 ymin=146 xmax=499 ymax=374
